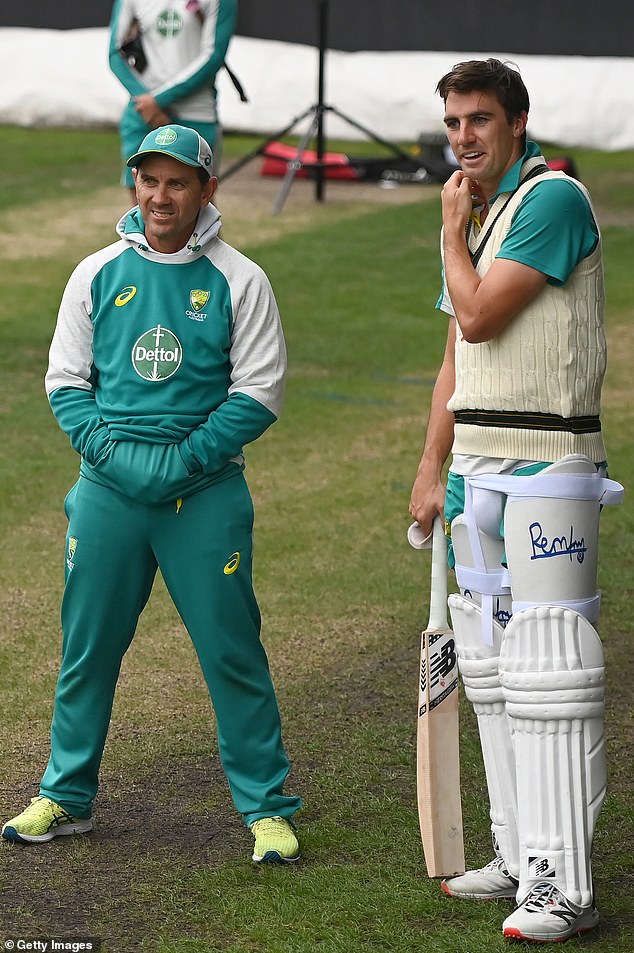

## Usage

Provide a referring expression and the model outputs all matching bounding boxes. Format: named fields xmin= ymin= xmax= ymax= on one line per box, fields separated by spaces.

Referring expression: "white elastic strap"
xmin=512 ymin=593 xmax=601 ymax=625
xmin=468 ymin=472 xmax=624 ymax=505
xmin=455 ymin=565 xmax=511 ymax=596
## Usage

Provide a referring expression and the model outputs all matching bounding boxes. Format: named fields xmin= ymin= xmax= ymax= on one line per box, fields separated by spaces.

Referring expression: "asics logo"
xmin=115 ymin=286 xmax=137 ymax=307
xmin=223 ymin=552 xmax=241 ymax=575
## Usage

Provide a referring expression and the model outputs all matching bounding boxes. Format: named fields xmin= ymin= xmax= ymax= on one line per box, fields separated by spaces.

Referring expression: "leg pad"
xmin=500 ymin=606 xmax=605 ymax=908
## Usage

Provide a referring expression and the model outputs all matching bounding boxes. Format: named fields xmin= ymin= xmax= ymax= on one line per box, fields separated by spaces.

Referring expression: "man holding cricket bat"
xmin=409 ymin=59 xmax=622 ymax=941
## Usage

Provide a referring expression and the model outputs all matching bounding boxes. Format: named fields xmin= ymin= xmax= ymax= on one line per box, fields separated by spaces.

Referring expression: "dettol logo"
xmin=132 ymin=325 xmax=183 ymax=381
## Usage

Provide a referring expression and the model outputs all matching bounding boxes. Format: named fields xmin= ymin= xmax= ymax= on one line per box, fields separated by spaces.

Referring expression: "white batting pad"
xmin=504 ymin=489 xmax=601 ymax=620
xmin=500 ymin=606 xmax=606 ymax=908
xmin=449 ymin=593 xmax=519 ymax=878
xmin=468 ymin=454 xmax=623 ymax=624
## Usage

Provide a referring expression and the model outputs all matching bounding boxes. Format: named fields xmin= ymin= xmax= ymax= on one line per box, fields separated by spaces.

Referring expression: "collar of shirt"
xmin=489 ymin=140 xmax=541 ymax=203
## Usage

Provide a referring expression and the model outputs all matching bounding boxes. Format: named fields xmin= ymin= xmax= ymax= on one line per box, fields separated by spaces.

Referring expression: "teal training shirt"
xmin=494 ymin=143 xmax=599 ymax=285
xmin=46 ymin=203 xmax=286 ymax=505
xmin=437 ymin=141 xmax=599 ymax=311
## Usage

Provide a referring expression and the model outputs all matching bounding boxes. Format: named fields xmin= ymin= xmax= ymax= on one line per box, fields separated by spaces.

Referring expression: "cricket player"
xmin=2 ymin=125 xmax=301 ymax=864
xmin=410 ymin=59 xmax=622 ymax=941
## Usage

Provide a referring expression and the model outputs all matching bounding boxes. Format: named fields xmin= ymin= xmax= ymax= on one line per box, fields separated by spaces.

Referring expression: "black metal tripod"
xmin=219 ymin=0 xmax=416 ymax=215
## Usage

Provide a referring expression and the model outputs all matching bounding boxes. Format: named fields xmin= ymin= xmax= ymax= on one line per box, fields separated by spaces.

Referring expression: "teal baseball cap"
xmin=126 ymin=125 xmax=213 ymax=177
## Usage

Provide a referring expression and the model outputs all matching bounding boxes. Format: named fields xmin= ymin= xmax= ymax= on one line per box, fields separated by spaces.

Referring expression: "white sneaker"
xmin=503 ymin=882 xmax=599 ymax=941
xmin=442 ymin=855 xmax=518 ymax=899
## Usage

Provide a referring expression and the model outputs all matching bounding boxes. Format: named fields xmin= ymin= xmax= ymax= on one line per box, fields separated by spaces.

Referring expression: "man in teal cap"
xmin=3 ymin=125 xmax=302 ymax=865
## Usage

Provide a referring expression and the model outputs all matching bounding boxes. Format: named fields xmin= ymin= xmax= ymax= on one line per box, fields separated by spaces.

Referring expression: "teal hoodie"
xmin=46 ymin=203 xmax=286 ymax=504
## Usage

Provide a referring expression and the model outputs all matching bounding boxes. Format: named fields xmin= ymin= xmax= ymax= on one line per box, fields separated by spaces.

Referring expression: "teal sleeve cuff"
xmin=179 ymin=392 xmax=276 ymax=475
xmin=49 ymin=386 xmax=110 ymax=464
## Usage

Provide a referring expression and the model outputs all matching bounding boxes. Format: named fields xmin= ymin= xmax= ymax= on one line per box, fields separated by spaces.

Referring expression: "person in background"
xmin=109 ymin=0 xmax=237 ymax=201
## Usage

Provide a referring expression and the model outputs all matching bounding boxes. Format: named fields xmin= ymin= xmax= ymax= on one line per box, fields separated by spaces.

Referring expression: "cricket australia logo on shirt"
xmin=132 ymin=325 xmax=183 ymax=381
xmin=187 ymin=289 xmax=210 ymax=322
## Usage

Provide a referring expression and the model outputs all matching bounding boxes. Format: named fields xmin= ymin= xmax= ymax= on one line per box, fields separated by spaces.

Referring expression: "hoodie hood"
xmin=115 ymin=203 xmax=222 ymax=263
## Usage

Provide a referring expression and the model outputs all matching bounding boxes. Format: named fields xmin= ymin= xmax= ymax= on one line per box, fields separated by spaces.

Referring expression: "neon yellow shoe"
xmin=2 ymin=796 xmax=93 ymax=844
xmin=250 ymin=816 xmax=299 ymax=864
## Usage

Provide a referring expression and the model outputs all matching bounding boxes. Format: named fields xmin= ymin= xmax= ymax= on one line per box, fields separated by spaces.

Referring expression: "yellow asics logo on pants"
xmin=224 ymin=552 xmax=241 ymax=575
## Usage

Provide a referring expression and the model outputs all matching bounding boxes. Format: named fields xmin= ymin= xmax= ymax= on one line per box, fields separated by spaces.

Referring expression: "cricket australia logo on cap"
xmin=132 ymin=325 xmax=183 ymax=381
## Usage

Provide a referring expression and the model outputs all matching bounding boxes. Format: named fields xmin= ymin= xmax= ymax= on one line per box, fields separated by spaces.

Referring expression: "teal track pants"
xmin=39 ymin=472 xmax=301 ymax=826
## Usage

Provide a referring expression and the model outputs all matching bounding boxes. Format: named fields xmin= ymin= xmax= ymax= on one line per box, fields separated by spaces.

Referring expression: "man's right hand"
xmin=134 ymin=93 xmax=171 ymax=128
xmin=409 ymin=467 xmax=446 ymax=541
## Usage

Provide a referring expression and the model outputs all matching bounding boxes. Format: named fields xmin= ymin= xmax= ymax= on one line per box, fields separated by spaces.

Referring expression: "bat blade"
xmin=416 ymin=519 xmax=465 ymax=878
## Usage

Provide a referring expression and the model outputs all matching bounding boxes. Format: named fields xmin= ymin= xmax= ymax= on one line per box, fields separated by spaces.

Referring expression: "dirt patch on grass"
xmin=1 ymin=161 xmax=436 ymax=264
xmin=0 ymin=638 xmax=410 ymax=952
xmin=1 ymin=622 xmax=631 ymax=952
xmin=0 ymin=756 xmax=245 ymax=950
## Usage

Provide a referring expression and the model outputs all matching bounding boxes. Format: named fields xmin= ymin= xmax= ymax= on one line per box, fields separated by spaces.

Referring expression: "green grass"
xmin=0 ymin=127 xmax=632 ymax=952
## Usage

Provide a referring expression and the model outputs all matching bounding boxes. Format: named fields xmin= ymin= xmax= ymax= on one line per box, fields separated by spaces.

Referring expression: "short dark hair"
xmin=436 ymin=58 xmax=530 ymax=125
xmin=196 ymin=166 xmax=212 ymax=186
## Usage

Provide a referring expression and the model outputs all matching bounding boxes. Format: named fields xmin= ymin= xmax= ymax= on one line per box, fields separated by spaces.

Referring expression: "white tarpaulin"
xmin=1 ymin=28 xmax=633 ymax=150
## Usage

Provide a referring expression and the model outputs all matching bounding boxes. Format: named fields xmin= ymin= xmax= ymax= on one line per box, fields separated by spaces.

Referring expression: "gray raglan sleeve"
xmin=45 ymin=257 xmax=111 ymax=465
xmin=178 ymin=256 xmax=287 ymax=476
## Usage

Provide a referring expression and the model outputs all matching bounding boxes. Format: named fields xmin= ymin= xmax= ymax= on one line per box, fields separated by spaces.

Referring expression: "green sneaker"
xmin=251 ymin=816 xmax=299 ymax=864
xmin=2 ymin=796 xmax=93 ymax=844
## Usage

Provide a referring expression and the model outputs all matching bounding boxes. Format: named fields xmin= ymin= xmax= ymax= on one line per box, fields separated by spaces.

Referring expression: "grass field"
xmin=0 ymin=126 xmax=632 ymax=952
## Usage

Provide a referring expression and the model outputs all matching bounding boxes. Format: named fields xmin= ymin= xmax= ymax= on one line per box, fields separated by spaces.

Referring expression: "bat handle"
xmin=428 ymin=517 xmax=449 ymax=630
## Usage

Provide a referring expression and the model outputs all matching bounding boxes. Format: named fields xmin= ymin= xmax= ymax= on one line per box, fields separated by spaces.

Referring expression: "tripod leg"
xmin=218 ymin=107 xmax=315 ymax=182
xmin=272 ymin=109 xmax=321 ymax=216
xmin=326 ymin=105 xmax=414 ymax=163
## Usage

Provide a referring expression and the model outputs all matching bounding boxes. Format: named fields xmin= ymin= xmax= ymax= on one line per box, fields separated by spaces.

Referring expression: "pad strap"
xmin=512 ymin=593 xmax=601 ymax=623
xmin=468 ymin=471 xmax=624 ymax=506
xmin=455 ymin=565 xmax=511 ymax=596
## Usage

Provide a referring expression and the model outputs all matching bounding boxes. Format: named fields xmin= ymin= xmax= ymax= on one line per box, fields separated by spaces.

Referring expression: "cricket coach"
xmin=3 ymin=125 xmax=301 ymax=864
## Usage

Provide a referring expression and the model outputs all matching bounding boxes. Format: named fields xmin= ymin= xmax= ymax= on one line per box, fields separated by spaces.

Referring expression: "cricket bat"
xmin=415 ymin=517 xmax=465 ymax=877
